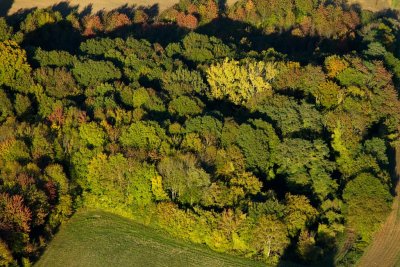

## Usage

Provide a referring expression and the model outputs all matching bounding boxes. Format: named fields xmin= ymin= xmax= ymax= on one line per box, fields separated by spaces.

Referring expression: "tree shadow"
xmin=23 ymin=20 xmax=81 ymax=52
xmin=195 ymin=16 xmax=360 ymax=63
xmin=50 ymin=1 xmax=80 ymax=17
xmin=218 ymin=0 xmax=228 ymax=14
xmin=0 ymin=0 xmax=13 ymax=17
xmin=6 ymin=6 xmax=35 ymax=26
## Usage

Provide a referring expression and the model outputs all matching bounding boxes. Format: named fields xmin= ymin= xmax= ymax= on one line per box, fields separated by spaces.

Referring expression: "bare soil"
xmin=348 ymin=0 xmax=391 ymax=10
xmin=8 ymin=0 xmax=239 ymax=15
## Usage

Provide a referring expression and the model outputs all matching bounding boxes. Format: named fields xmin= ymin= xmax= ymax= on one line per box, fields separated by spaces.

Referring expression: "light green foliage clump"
xmin=0 ymin=41 xmax=32 ymax=92
xmin=33 ymin=48 xmax=77 ymax=67
xmin=86 ymin=154 xmax=155 ymax=207
xmin=14 ymin=94 xmax=31 ymax=116
xmin=79 ymin=122 xmax=107 ymax=147
xmin=20 ymin=9 xmax=62 ymax=33
xmin=80 ymin=38 xmax=119 ymax=56
xmin=158 ymin=154 xmax=210 ymax=205
xmin=120 ymin=121 xmax=167 ymax=151
xmin=44 ymin=164 xmax=73 ymax=228
xmin=168 ymin=96 xmax=203 ymax=117
xmin=0 ymin=18 xmax=12 ymax=41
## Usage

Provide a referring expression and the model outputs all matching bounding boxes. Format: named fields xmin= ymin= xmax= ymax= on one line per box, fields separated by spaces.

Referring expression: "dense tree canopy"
xmin=0 ymin=0 xmax=400 ymax=266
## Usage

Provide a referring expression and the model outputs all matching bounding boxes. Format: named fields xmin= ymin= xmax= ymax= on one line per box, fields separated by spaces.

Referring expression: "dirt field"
xmin=357 ymin=147 xmax=400 ymax=267
xmin=8 ymin=0 xmax=177 ymax=14
xmin=348 ymin=0 xmax=392 ymax=10
xmin=8 ymin=0 xmax=238 ymax=15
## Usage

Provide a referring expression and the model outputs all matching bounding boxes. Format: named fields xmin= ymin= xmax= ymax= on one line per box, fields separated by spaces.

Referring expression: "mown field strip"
xmin=35 ymin=210 xmax=264 ymax=267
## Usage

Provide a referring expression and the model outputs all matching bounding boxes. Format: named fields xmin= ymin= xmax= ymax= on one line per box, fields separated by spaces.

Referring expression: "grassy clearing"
xmin=35 ymin=210 xmax=264 ymax=267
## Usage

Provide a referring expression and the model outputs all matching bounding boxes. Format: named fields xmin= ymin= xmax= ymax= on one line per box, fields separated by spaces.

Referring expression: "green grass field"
xmin=35 ymin=210 xmax=265 ymax=267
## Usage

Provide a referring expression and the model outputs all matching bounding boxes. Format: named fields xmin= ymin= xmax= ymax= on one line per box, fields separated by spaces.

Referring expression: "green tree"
xmin=314 ymin=81 xmax=343 ymax=109
xmin=256 ymin=95 xmax=323 ymax=137
xmin=44 ymin=164 xmax=72 ymax=228
xmin=168 ymin=96 xmax=203 ymax=117
xmin=342 ymin=173 xmax=392 ymax=245
xmin=119 ymin=121 xmax=167 ymax=151
xmin=236 ymin=120 xmax=279 ymax=177
xmin=162 ymin=67 xmax=207 ymax=97
xmin=72 ymin=59 xmax=121 ymax=86
xmin=34 ymin=67 xmax=80 ymax=98
xmin=249 ymin=215 xmax=290 ymax=264
xmin=79 ymin=122 xmax=107 ymax=147
xmin=179 ymin=32 xmax=233 ymax=63
xmin=0 ymin=18 xmax=12 ymax=41
xmin=0 ymin=239 xmax=13 ymax=266
xmin=0 ymin=90 xmax=13 ymax=122
xmin=86 ymin=154 xmax=155 ymax=207
xmin=284 ymin=194 xmax=318 ymax=237
xmin=0 ymin=41 xmax=32 ymax=92
xmin=276 ymin=139 xmax=337 ymax=201
xmin=157 ymin=154 xmax=210 ymax=205
xmin=33 ymin=48 xmax=77 ymax=67
xmin=14 ymin=94 xmax=31 ymax=116
xmin=20 ymin=9 xmax=62 ymax=33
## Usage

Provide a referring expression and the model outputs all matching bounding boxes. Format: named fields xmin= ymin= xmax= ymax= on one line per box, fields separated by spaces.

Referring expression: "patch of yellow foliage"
xmin=206 ymin=58 xmax=277 ymax=105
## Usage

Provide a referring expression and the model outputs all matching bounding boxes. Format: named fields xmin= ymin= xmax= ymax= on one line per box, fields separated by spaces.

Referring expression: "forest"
xmin=0 ymin=0 xmax=400 ymax=266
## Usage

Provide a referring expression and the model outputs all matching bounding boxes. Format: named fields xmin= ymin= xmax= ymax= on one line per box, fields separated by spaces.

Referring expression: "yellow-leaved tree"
xmin=0 ymin=40 xmax=32 ymax=92
xmin=206 ymin=58 xmax=277 ymax=105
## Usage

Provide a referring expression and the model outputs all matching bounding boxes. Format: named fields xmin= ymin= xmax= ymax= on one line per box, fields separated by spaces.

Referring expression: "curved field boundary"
xmin=8 ymin=0 xmax=239 ymax=15
xmin=9 ymin=0 xmax=179 ymax=14
xmin=357 ymin=147 xmax=400 ymax=267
